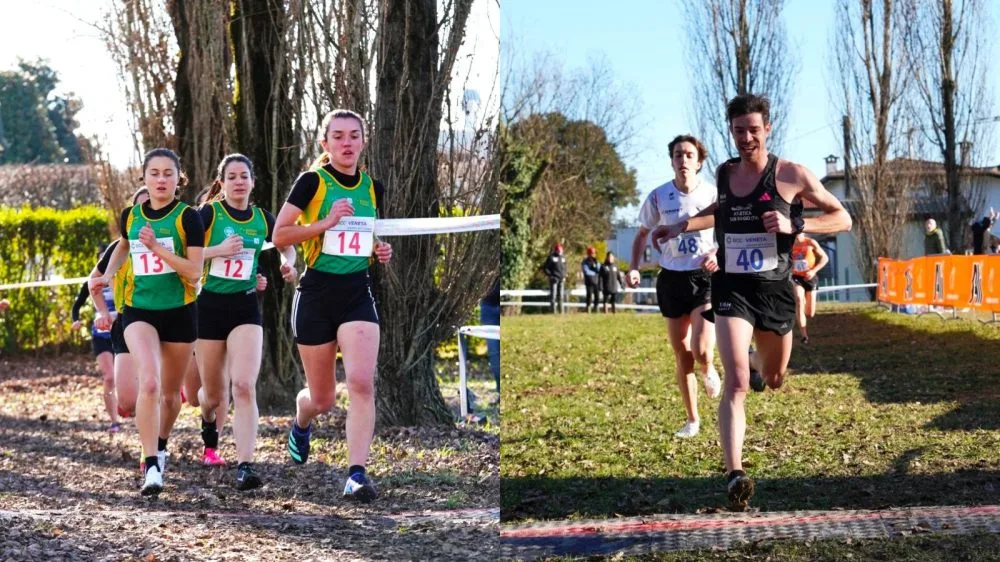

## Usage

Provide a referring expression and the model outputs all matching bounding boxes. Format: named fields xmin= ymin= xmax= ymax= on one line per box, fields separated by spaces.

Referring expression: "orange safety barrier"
xmin=877 ymin=255 xmax=1000 ymax=312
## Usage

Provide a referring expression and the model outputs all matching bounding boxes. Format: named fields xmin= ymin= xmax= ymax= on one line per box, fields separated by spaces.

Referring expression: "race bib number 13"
xmin=130 ymin=238 xmax=176 ymax=276
xmin=323 ymin=216 xmax=374 ymax=257
xmin=725 ymin=233 xmax=778 ymax=273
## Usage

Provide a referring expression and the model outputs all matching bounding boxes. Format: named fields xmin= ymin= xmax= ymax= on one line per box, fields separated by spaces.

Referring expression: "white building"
xmin=817 ymin=157 xmax=1000 ymax=301
xmin=606 ymin=157 xmax=1000 ymax=303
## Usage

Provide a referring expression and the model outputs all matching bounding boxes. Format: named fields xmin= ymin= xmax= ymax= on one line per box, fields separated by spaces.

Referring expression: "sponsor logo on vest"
xmin=224 ymin=226 xmax=236 ymax=237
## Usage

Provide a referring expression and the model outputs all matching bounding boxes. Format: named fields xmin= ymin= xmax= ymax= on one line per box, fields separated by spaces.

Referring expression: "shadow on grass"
xmin=501 ymin=464 xmax=1000 ymax=522
xmin=789 ymin=308 xmax=1000 ymax=431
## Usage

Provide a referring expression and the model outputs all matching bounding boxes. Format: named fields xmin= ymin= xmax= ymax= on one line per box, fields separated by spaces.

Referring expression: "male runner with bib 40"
xmin=653 ymin=94 xmax=851 ymax=510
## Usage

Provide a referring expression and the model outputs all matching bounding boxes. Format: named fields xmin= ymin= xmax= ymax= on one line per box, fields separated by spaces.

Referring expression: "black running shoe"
xmin=749 ymin=366 xmax=766 ymax=392
xmin=235 ymin=462 xmax=263 ymax=491
xmin=727 ymin=470 xmax=754 ymax=511
xmin=801 ymin=335 xmax=810 ymax=345
xmin=343 ymin=472 xmax=378 ymax=503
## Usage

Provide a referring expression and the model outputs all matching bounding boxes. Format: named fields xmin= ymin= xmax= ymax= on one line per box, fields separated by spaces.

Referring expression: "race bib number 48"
xmin=130 ymin=238 xmax=176 ymax=276
xmin=323 ymin=216 xmax=374 ymax=257
xmin=668 ymin=234 xmax=701 ymax=258
xmin=209 ymin=249 xmax=255 ymax=280
xmin=725 ymin=232 xmax=778 ymax=274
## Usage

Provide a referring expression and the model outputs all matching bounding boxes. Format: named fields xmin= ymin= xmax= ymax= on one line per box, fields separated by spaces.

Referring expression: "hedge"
xmin=0 ymin=206 xmax=112 ymax=352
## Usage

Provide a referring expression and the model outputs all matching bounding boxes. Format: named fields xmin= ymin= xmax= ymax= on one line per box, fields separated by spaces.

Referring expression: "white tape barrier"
xmin=502 ymin=288 xmax=655 ymax=297
xmin=457 ymin=324 xmax=500 ymax=417
xmin=502 ymin=283 xmax=877 ymax=299
xmin=375 ymin=215 xmax=500 ymax=237
xmin=0 ymin=277 xmax=89 ymax=291
xmin=815 ymin=283 xmax=876 ymax=294
xmin=500 ymin=301 xmax=660 ymax=311
xmin=0 ymin=216 xmax=501 ymax=292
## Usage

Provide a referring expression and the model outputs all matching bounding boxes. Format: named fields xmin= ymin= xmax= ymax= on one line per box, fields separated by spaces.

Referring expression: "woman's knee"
xmin=346 ymin=374 xmax=374 ymax=400
xmin=232 ymin=377 xmax=256 ymax=403
xmin=161 ymin=391 xmax=183 ymax=410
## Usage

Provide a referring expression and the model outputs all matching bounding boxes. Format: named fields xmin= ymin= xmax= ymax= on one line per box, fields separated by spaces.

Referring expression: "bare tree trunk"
xmin=370 ymin=0 xmax=478 ymax=426
xmin=833 ymin=0 xmax=917 ymax=285
xmin=168 ymin=1 xmax=233 ymax=200
xmin=231 ymin=0 xmax=303 ymax=409
xmin=682 ymin=0 xmax=797 ymax=167
xmin=904 ymin=0 xmax=994 ymax=252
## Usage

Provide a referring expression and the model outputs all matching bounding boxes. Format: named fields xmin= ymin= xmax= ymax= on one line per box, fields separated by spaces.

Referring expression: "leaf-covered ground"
xmin=0 ymin=352 xmax=499 ymax=561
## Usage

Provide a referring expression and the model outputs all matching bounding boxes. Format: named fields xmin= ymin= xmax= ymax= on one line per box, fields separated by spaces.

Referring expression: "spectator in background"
xmin=0 ymin=299 xmax=9 ymax=314
xmin=970 ymin=208 xmax=997 ymax=256
xmin=581 ymin=247 xmax=601 ymax=313
xmin=924 ymin=217 xmax=949 ymax=256
xmin=543 ymin=243 xmax=567 ymax=313
xmin=481 ymin=277 xmax=500 ymax=392
xmin=599 ymin=252 xmax=625 ymax=314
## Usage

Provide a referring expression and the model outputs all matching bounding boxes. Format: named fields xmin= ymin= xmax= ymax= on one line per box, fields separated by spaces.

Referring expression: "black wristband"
xmin=792 ymin=216 xmax=805 ymax=234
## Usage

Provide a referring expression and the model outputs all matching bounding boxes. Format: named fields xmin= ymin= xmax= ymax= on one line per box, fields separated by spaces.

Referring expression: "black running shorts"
xmin=711 ymin=273 xmax=795 ymax=335
xmin=122 ymin=303 xmax=198 ymax=344
xmin=656 ymin=268 xmax=712 ymax=319
xmin=291 ymin=270 xmax=379 ymax=346
xmin=91 ymin=334 xmax=113 ymax=356
xmin=197 ymin=290 xmax=262 ymax=341
xmin=792 ymin=275 xmax=817 ymax=292
xmin=111 ymin=316 xmax=129 ymax=355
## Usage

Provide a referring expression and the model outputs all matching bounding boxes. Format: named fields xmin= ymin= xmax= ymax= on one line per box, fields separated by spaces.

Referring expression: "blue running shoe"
xmin=287 ymin=422 xmax=311 ymax=465
xmin=343 ymin=472 xmax=378 ymax=503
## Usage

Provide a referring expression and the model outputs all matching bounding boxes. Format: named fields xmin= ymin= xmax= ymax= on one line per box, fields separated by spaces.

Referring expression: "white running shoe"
xmin=674 ymin=421 xmax=700 ymax=438
xmin=141 ymin=465 xmax=163 ymax=496
xmin=157 ymin=450 xmax=168 ymax=475
xmin=702 ymin=367 xmax=722 ymax=399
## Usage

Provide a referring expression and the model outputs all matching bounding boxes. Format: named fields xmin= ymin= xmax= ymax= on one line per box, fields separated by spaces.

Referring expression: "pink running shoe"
xmin=202 ymin=447 xmax=225 ymax=466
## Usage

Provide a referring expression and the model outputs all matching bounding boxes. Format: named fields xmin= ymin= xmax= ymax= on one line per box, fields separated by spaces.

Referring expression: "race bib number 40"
xmin=323 ymin=216 xmax=374 ymax=257
xmin=209 ymin=249 xmax=255 ymax=280
xmin=725 ymin=232 xmax=778 ymax=274
xmin=130 ymin=238 xmax=176 ymax=276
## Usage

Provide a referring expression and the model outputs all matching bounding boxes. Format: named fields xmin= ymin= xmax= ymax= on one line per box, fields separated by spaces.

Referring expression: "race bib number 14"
xmin=323 ymin=216 xmax=374 ymax=257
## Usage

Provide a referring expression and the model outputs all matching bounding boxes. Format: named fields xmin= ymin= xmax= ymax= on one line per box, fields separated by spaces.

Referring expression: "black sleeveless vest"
xmin=714 ymin=154 xmax=794 ymax=281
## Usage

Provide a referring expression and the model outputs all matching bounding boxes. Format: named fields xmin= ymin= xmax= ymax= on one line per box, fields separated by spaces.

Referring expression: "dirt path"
xmin=0 ymin=354 xmax=499 ymax=561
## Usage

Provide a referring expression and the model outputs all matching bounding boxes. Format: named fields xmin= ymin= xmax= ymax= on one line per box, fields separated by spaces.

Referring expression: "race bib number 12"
xmin=209 ymin=249 xmax=255 ymax=280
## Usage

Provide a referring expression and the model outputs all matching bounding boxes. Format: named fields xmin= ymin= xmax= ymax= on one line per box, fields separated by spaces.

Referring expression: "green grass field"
xmin=501 ymin=304 xmax=1000 ymax=523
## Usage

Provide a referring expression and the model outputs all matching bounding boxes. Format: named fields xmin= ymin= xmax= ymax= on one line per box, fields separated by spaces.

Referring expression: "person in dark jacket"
xmin=924 ymin=217 xmax=949 ymax=255
xmin=581 ymin=246 xmax=601 ymax=312
xmin=543 ymin=243 xmax=567 ymax=313
xmin=481 ymin=277 xmax=500 ymax=391
xmin=599 ymin=252 xmax=625 ymax=313
xmin=970 ymin=208 xmax=996 ymax=255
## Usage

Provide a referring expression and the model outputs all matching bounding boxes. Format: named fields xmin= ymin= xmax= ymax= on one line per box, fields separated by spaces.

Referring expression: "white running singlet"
xmin=638 ymin=179 xmax=717 ymax=272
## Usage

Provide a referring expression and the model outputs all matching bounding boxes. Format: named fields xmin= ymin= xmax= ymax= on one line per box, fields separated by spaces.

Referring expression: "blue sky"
xmin=502 ymin=0 xmax=1000 ymax=218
